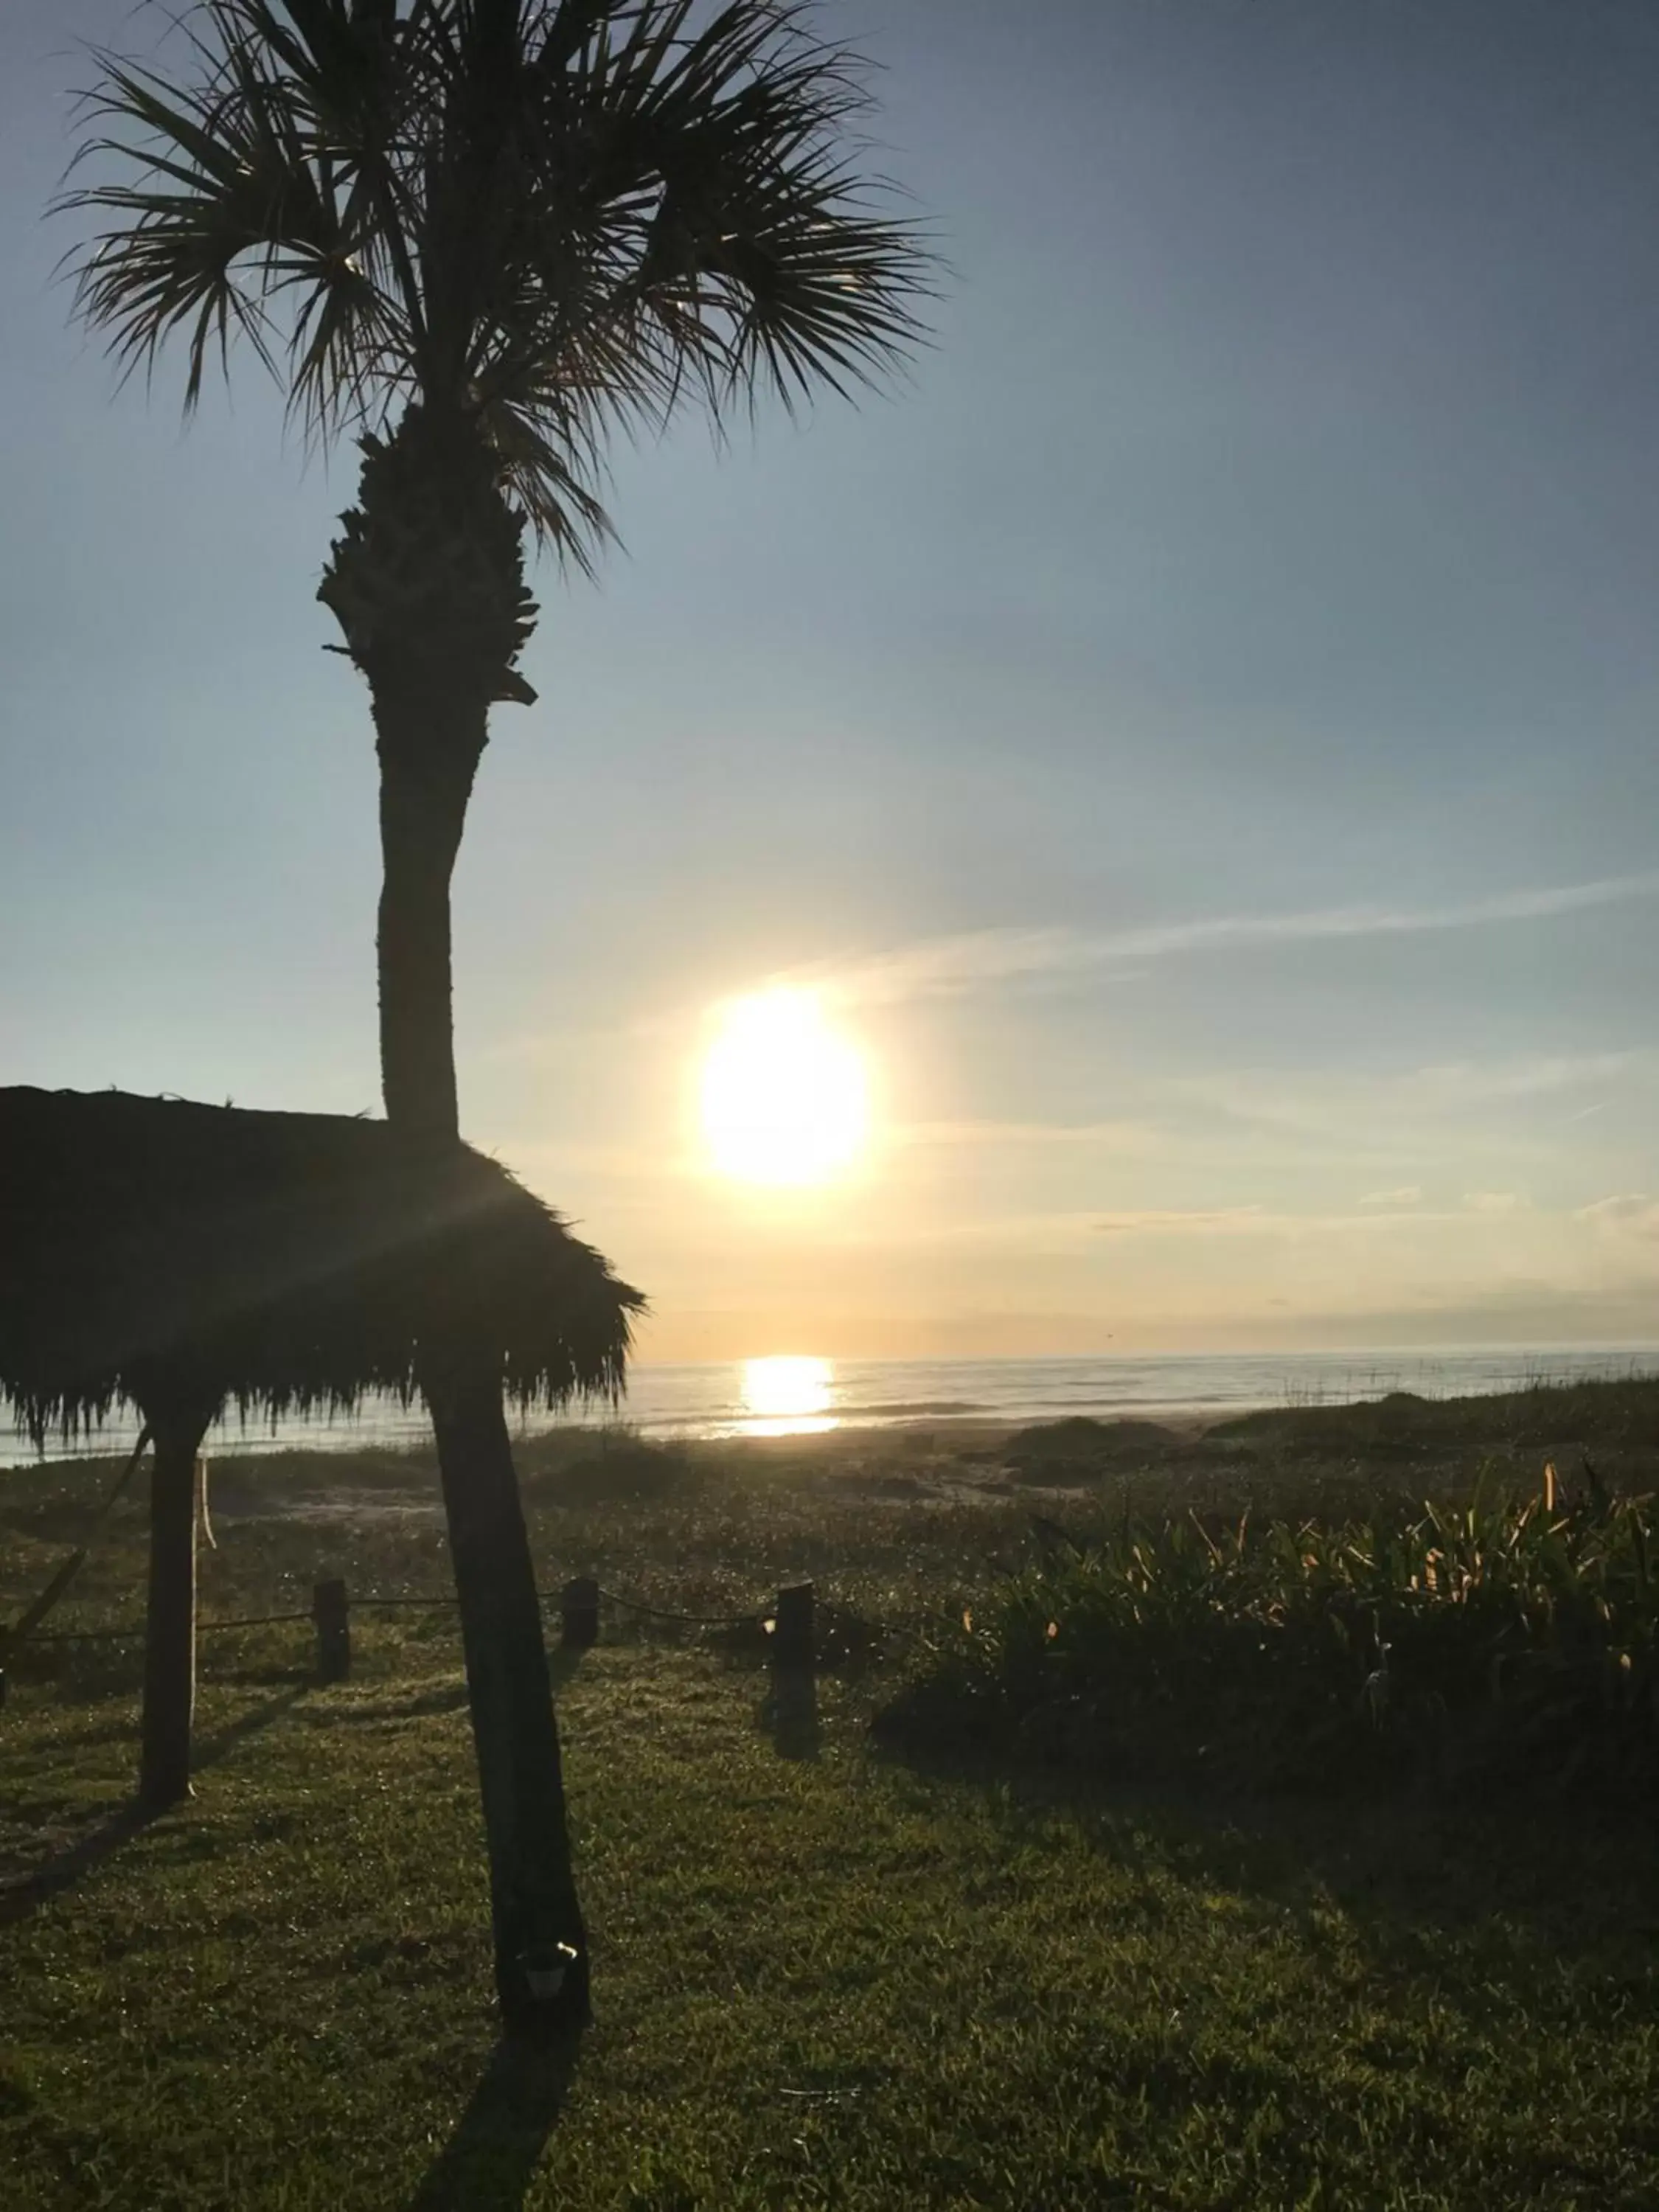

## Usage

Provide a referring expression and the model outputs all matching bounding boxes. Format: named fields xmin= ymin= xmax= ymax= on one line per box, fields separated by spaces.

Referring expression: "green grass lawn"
xmin=3 ymin=1428 xmax=1657 ymax=2208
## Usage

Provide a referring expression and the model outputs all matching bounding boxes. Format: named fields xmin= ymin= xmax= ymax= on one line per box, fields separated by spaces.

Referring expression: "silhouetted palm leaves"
xmin=60 ymin=0 xmax=933 ymax=563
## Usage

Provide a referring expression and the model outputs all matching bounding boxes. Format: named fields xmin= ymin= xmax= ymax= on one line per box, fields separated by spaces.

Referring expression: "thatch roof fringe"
xmin=0 ymin=1088 xmax=644 ymax=1444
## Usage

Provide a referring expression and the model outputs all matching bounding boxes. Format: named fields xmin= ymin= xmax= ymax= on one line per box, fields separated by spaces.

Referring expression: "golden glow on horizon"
xmin=700 ymin=989 xmax=869 ymax=1186
xmin=741 ymin=1354 xmax=836 ymax=1437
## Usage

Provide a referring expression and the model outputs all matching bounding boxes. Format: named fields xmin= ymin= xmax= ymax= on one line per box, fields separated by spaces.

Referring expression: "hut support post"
xmin=561 ymin=1577 xmax=599 ymax=1651
xmin=313 ymin=1578 xmax=351 ymax=1682
xmin=139 ymin=1408 xmax=211 ymax=1808
xmin=773 ymin=1582 xmax=816 ymax=1671
xmin=428 ymin=1369 xmax=589 ymax=2040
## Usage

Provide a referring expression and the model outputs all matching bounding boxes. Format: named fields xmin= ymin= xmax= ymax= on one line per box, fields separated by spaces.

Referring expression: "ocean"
xmin=5 ymin=1343 xmax=1657 ymax=1462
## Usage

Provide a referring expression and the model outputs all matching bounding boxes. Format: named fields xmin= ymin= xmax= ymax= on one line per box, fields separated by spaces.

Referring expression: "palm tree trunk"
xmin=377 ymin=721 xmax=590 ymax=2039
xmin=139 ymin=1406 xmax=211 ymax=1808
xmin=324 ymin=406 xmax=589 ymax=2036
xmin=427 ymin=1368 xmax=591 ymax=2031
xmin=375 ymin=695 xmax=476 ymax=1137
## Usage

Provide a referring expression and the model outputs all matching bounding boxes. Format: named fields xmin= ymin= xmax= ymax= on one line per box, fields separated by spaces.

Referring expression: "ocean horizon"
xmin=7 ymin=1341 xmax=1658 ymax=1464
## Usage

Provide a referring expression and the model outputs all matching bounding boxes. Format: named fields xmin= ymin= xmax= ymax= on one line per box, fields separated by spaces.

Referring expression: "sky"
xmin=5 ymin=0 xmax=1659 ymax=1364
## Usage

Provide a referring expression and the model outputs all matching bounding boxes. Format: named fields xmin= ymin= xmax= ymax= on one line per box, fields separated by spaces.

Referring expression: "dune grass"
xmin=891 ymin=1474 xmax=1658 ymax=1798
xmin=2 ymin=1406 xmax=1658 ymax=2208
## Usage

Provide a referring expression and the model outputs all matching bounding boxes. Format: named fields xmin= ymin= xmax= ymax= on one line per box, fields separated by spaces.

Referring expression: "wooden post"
xmin=140 ymin=1411 xmax=208 ymax=1808
xmin=313 ymin=1577 xmax=351 ymax=1683
xmin=560 ymin=1576 xmax=599 ymax=1651
xmin=773 ymin=1582 xmax=815 ymax=1672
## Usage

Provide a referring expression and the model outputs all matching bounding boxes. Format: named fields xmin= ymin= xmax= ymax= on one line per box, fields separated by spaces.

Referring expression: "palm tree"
xmin=60 ymin=0 xmax=929 ymax=2035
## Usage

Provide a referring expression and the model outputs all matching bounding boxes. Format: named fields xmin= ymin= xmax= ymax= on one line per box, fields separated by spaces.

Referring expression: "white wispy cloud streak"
xmin=1577 ymin=1194 xmax=1659 ymax=1239
xmin=799 ymin=872 xmax=1659 ymax=1008
xmin=892 ymin=1118 xmax=1163 ymax=1152
xmin=1091 ymin=1204 xmax=1465 ymax=1238
xmin=1184 ymin=1051 xmax=1645 ymax=1128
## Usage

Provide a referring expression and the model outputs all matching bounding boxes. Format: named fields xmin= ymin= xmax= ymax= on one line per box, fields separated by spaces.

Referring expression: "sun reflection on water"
xmin=740 ymin=1355 xmax=837 ymax=1437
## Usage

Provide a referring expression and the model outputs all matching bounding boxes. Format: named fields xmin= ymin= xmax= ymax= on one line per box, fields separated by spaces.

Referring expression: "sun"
xmin=700 ymin=989 xmax=869 ymax=1186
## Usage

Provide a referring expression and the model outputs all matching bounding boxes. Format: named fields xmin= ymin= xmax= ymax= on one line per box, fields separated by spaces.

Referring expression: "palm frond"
xmin=60 ymin=7 xmax=414 ymax=431
xmin=60 ymin=0 xmax=936 ymax=557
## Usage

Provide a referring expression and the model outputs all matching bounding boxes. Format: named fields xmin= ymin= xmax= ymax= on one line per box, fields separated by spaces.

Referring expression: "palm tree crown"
xmin=61 ymin=0 xmax=931 ymax=563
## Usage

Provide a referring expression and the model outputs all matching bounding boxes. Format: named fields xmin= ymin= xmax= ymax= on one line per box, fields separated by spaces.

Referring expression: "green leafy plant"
xmin=901 ymin=1468 xmax=1658 ymax=1795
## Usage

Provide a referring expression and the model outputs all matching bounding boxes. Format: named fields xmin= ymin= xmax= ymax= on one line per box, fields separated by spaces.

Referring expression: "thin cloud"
xmin=800 ymin=872 xmax=1659 ymax=1008
xmin=1095 ymin=1206 xmax=1270 ymax=1236
xmin=810 ymin=926 xmax=1087 ymax=1008
xmin=1091 ymin=1205 xmax=1460 ymax=1239
xmin=894 ymin=1117 xmax=1163 ymax=1152
xmin=1360 ymin=1186 xmax=1424 ymax=1208
xmin=1180 ymin=1051 xmax=1646 ymax=1142
xmin=1577 ymin=1194 xmax=1659 ymax=1239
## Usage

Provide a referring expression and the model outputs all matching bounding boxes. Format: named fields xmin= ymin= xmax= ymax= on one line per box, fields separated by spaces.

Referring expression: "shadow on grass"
xmin=406 ymin=2036 xmax=580 ymax=2212
xmin=291 ymin=1641 xmax=585 ymax=1731
xmin=327 ymin=1677 xmax=473 ymax=1725
xmin=0 ymin=1682 xmax=308 ymax=1927
xmin=192 ymin=1681 xmax=310 ymax=1773
xmin=0 ymin=1798 xmax=156 ymax=1926
xmin=874 ymin=1722 xmax=1659 ymax=2006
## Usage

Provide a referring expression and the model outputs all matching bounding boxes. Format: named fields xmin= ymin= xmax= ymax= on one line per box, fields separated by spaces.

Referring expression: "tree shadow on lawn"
xmin=326 ymin=1676 xmax=473 ymax=1725
xmin=192 ymin=1679 xmax=310 ymax=1773
xmin=324 ymin=1645 xmax=585 ymax=1729
xmin=875 ymin=1729 xmax=1658 ymax=2007
xmin=0 ymin=1798 xmax=156 ymax=1927
xmin=0 ymin=1679 xmax=309 ymax=1926
xmin=406 ymin=2036 xmax=580 ymax=2212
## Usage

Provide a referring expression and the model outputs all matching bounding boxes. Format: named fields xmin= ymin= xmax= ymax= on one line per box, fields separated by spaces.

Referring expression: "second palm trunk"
xmin=426 ymin=1366 xmax=591 ymax=2032
xmin=322 ymin=406 xmax=588 ymax=2035
xmin=373 ymin=720 xmax=589 ymax=2038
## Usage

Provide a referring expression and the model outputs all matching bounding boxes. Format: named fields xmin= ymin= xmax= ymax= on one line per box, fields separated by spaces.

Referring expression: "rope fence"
xmin=592 ymin=1585 xmax=767 ymax=1629
xmin=1 ymin=1444 xmax=886 ymax=1706
xmin=27 ymin=1612 xmax=316 ymax=1642
xmin=3 ymin=1573 xmax=833 ymax=1696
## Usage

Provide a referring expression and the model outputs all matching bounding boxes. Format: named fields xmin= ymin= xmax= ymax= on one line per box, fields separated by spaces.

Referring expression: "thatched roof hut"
xmin=0 ymin=1087 xmax=644 ymax=1446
